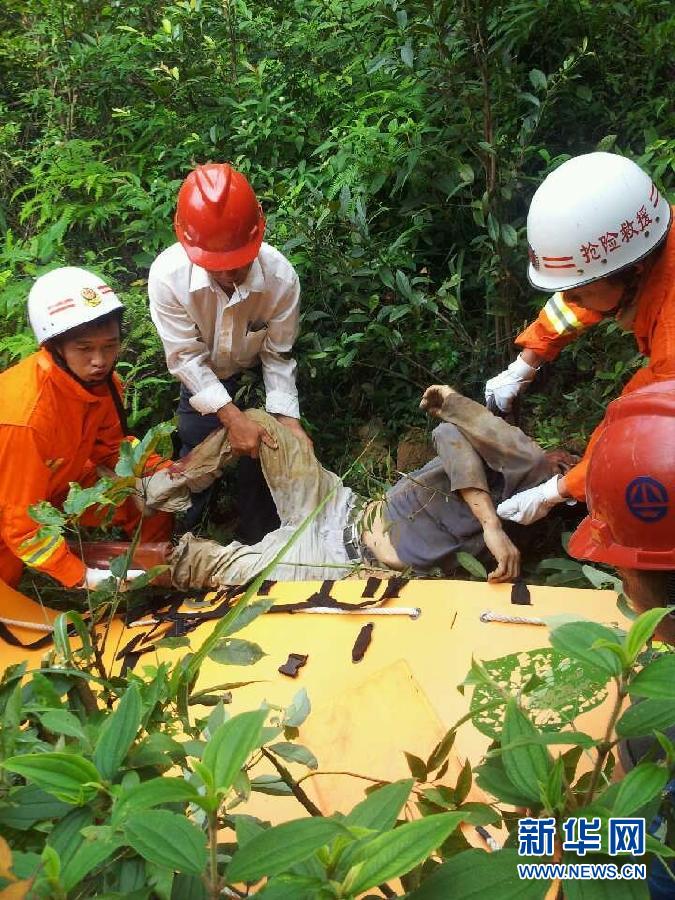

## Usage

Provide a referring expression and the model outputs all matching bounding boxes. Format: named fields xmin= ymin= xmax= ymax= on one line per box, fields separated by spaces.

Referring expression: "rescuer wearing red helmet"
xmin=485 ymin=153 xmax=674 ymax=526
xmin=568 ymin=381 xmax=675 ymax=644
xmin=149 ymin=163 xmax=310 ymax=541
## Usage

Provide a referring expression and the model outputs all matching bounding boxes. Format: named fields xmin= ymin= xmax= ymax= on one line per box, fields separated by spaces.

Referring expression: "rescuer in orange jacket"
xmin=0 ymin=267 xmax=172 ymax=593
xmin=484 ymin=152 xmax=674 ymax=524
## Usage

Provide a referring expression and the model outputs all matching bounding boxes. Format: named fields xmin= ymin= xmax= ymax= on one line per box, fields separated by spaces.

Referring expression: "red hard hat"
xmin=569 ymin=381 xmax=675 ymax=569
xmin=174 ymin=163 xmax=266 ymax=271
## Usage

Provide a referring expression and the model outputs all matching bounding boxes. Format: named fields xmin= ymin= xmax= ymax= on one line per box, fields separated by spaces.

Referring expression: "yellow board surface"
xmin=0 ymin=576 xmax=627 ymax=825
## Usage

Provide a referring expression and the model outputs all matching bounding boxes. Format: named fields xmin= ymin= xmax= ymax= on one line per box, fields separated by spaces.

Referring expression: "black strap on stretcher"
xmin=115 ymin=576 xmax=410 ymax=671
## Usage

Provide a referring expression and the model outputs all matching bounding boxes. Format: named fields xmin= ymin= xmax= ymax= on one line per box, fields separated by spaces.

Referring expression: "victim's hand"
xmin=217 ymin=404 xmax=277 ymax=459
xmin=482 ymin=523 xmax=521 ymax=582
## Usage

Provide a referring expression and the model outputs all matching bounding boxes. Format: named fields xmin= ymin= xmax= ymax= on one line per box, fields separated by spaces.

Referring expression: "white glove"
xmin=485 ymin=355 xmax=538 ymax=413
xmin=496 ymin=476 xmax=565 ymax=525
xmin=79 ymin=567 xmax=146 ymax=591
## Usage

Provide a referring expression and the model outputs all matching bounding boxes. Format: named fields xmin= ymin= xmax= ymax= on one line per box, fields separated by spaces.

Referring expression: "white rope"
xmin=0 ymin=616 xmax=54 ymax=633
xmin=479 ymin=609 xmax=545 ymax=627
xmin=294 ymin=606 xmax=421 ymax=619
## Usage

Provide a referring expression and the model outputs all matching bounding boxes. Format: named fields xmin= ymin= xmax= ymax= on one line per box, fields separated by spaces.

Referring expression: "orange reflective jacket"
xmin=519 ymin=217 xmax=675 ymax=500
xmin=0 ymin=350 xmax=138 ymax=587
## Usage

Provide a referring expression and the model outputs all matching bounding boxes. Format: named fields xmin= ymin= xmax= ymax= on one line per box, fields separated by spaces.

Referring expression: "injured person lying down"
xmin=147 ymin=386 xmax=572 ymax=589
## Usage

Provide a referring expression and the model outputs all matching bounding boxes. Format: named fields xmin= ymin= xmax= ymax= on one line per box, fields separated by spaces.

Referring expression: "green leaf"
xmin=458 ymin=163 xmax=474 ymax=183
xmin=616 ymin=699 xmax=675 ymax=738
xmin=529 ymin=68 xmax=547 ymax=91
xmin=222 ymin=598 xmax=274 ymax=635
xmin=0 ymin=784 xmax=71 ymax=830
xmin=113 ymin=777 xmax=199 ymax=823
xmin=456 ymin=551 xmax=487 ymax=580
xmin=27 ymin=501 xmax=67 ymax=529
xmin=250 ymin=775 xmax=293 ymax=795
xmin=563 ymin=861 xmax=649 ymax=898
xmin=94 ymin=683 xmax=142 ymax=781
xmin=475 ymin=756 xmax=536 ymax=807
xmin=48 ymin=806 xmax=93 ymax=874
xmin=405 ymin=848 xmax=549 ymax=899
xmin=283 ymin=688 xmax=311 ymax=727
xmin=404 ymin=752 xmax=428 ymax=781
xmin=202 ymin=708 xmax=267 ymax=794
xmin=624 ymin=607 xmax=673 ymax=662
xmin=501 ymin=223 xmax=518 ymax=247
xmin=629 ymin=653 xmax=675 ymax=698
xmin=124 ymin=810 xmax=207 ymax=875
xmin=550 ymin=621 xmax=623 ymax=676
xmin=40 ymin=709 xmax=89 ymax=744
xmin=344 ymin=779 xmax=413 ymax=832
xmin=2 ymin=752 xmax=101 ymax=804
xmin=208 ymin=638 xmax=266 ymax=666
xmin=344 ymin=812 xmax=463 ymax=896
xmin=227 ymin=817 xmax=344 ymax=882
xmin=501 ymin=698 xmax=552 ymax=803
xmin=268 ymin=742 xmax=318 ymax=770
xmin=63 ymin=480 xmax=114 ymax=517
xmin=426 ymin=728 xmax=456 ymax=773
xmin=612 ymin=762 xmax=668 ymax=816
xmin=234 ymin=815 xmax=266 ymax=848
xmin=52 ymin=610 xmax=93 ymax=662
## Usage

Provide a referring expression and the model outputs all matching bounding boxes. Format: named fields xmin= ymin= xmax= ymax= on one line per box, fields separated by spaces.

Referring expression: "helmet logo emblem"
xmin=81 ymin=287 xmax=101 ymax=307
xmin=625 ymin=476 xmax=669 ymax=523
xmin=527 ymin=245 xmax=540 ymax=270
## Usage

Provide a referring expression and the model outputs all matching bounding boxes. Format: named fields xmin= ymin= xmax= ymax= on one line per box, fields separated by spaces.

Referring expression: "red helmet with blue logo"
xmin=569 ymin=381 xmax=675 ymax=569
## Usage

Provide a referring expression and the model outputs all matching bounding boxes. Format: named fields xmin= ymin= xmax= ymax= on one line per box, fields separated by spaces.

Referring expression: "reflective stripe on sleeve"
xmin=20 ymin=533 xmax=66 ymax=568
xmin=542 ymin=292 xmax=582 ymax=336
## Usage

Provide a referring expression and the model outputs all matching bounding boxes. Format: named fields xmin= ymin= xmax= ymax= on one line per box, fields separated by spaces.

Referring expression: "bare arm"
xmin=459 ymin=486 xmax=521 ymax=583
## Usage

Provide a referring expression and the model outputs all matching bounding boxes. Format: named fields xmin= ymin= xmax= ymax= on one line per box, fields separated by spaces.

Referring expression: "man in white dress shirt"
xmin=148 ymin=163 xmax=310 ymax=541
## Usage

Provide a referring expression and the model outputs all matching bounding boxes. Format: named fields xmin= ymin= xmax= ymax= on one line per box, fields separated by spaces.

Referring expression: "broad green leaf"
xmin=624 ymin=607 xmax=673 ymax=663
xmin=501 ymin=698 xmax=552 ymax=803
xmin=27 ymin=501 xmax=67 ymax=529
xmin=344 ymin=812 xmax=463 ymax=896
xmin=475 ymin=756 xmax=536 ymax=807
xmin=63 ymin=480 xmax=114 ymax=517
xmin=612 ymin=762 xmax=668 ymax=816
xmin=404 ymin=752 xmax=427 ymax=781
xmin=616 ymin=699 xmax=675 ymax=738
xmin=0 ymin=784 xmax=71 ymax=830
xmin=222 ymin=598 xmax=274 ymax=635
xmin=501 ymin=223 xmax=518 ymax=247
xmin=234 ymin=815 xmax=266 ymax=848
xmin=529 ymin=68 xmax=547 ymax=91
xmin=227 ymin=817 xmax=344 ymax=882
xmin=202 ymin=708 xmax=267 ymax=794
xmin=208 ymin=638 xmax=266 ymax=666
xmin=94 ymin=683 xmax=142 ymax=781
xmin=53 ymin=610 xmax=93 ymax=662
xmin=629 ymin=654 xmax=675 ymax=699
xmin=2 ymin=753 xmax=101 ymax=804
xmin=48 ymin=806 xmax=93 ymax=874
xmin=40 ymin=709 xmax=89 ymax=744
xmin=550 ymin=621 xmax=623 ymax=676
xmin=456 ymin=551 xmax=487 ymax=580
xmin=250 ymin=775 xmax=293 ymax=795
xmin=405 ymin=848 xmax=549 ymax=899
xmin=112 ymin=777 xmax=199 ymax=823
xmin=124 ymin=810 xmax=207 ymax=875
xmin=344 ymin=779 xmax=413 ymax=831
xmin=268 ymin=742 xmax=318 ymax=770
xmin=283 ymin=688 xmax=311 ymax=727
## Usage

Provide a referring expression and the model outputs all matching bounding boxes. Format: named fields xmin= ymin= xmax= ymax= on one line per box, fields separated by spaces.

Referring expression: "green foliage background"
xmin=1 ymin=0 xmax=674 ymax=472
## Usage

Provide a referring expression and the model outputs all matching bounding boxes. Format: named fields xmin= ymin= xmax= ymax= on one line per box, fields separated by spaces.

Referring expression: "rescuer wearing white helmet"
xmin=484 ymin=152 xmax=674 ymax=525
xmin=0 ymin=267 xmax=172 ymax=596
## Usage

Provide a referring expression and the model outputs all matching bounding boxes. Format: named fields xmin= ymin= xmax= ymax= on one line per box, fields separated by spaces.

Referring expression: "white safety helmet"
xmin=527 ymin=152 xmax=671 ymax=292
xmin=28 ymin=267 xmax=123 ymax=345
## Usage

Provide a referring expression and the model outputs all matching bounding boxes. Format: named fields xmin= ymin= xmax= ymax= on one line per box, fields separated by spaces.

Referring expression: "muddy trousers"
xmin=431 ymin=392 xmax=554 ymax=499
xmin=177 ymin=379 xmax=280 ymax=542
xmin=169 ymin=410 xmax=358 ymax=588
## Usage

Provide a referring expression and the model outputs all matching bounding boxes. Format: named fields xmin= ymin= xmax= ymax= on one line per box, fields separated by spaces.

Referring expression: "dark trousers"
xmin=177 ymin=379 xmax=280 ymax=543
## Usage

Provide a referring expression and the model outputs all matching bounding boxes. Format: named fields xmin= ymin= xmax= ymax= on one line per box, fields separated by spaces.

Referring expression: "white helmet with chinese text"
xmin=526 ymin=152 xmax=672 ymax=292
xmin=28 ymin=267 xmax=124 ymax=344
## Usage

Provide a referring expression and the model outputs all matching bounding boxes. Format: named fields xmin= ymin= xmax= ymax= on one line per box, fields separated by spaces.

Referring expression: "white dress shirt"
xmin=148 ymin=242 xmax=300 ymax=418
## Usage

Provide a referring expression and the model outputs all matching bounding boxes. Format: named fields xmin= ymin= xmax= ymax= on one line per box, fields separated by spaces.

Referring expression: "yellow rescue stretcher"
xmin=0 ymin=575 xmax=628 ymax=825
